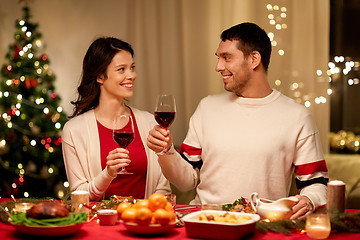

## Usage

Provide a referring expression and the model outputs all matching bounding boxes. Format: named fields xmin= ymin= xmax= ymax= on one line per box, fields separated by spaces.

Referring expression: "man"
xmin=147 ymin=22 xmax=328 ymax=219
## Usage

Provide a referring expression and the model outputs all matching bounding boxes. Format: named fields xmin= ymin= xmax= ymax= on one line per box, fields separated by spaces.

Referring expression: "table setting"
xmin=1 ymin=185 xmax=360 ymax=240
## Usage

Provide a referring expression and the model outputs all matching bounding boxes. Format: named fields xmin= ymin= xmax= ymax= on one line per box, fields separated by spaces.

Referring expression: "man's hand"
xmin=147 ymin=125 xmax=173 ymax=154
xmin=291 ymin=195 xmax=314 ymax=219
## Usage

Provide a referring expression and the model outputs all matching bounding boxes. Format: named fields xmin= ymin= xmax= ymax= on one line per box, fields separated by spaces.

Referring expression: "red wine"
xmin=154 ymin=112 xmax=175 ymax=128
xmin=113 ymin=132 xmax=134 ymax=148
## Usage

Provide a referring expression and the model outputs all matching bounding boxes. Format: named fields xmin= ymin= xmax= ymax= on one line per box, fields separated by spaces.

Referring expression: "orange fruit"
xmin=121 ymin=207 xmax=137 ymax=223
xmin=153 ymin=208 xmax=171 ymax=225
xmin=135 ymin=207 xmax=153 ymax=225
xmin=133 ymin=199 xmax=149 ymax=209
xmin=164 ymin=202 xmax=173 ymax=212
xmin=169 ymin=211 xmax=176 ymax=222
xmin=150 ymin=214 xmax=157 ymax=224
xmin=148 ymin=193 xmax=167 ymax=212
xmin=117 ymin=201 xmax=132 ymax=219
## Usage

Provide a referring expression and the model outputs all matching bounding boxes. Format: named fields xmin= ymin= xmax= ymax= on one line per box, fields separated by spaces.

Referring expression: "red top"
xmin=97 ymin=111 xmax=147 ymax=199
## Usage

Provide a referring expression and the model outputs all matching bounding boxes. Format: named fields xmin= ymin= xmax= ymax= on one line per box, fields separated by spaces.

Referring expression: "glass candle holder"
xmin=14 ymin=202 xmax=34 ymax=213
xmin=164 ymin=193 xmax=176 ymax=208
xmin=305 ymin=214 xmax=331 ymax=239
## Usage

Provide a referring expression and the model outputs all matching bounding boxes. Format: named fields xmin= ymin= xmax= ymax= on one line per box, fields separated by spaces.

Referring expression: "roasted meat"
xmin=26 ymin=201 xmax=70 ymax=219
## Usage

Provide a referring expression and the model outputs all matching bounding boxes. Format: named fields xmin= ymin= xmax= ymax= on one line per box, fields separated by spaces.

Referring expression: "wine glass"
xmin=113 ymin=114 xmax=134 ymax=174
xmin=154 ymin=94 xmax=176 ymax=154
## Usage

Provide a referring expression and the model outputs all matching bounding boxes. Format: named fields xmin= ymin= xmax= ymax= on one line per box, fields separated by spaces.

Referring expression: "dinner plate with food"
xmin=118 ymin=193 xmax=177 ymax=235
xmin=10 ymin=201 xmax=87 ymax=237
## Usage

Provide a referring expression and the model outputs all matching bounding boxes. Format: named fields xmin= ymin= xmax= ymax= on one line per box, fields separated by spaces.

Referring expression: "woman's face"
xmin=97 ymin=50 xmax=136 ymax=101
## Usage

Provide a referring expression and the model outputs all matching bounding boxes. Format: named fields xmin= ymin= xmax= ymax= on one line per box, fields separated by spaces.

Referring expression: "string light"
xmin=55 ymin=122 xmax=61 ymax=129
xmin=35 ymin=39 xmax=42 ymax=47
xmin=266 ymin=2 xmax=330 ymax=107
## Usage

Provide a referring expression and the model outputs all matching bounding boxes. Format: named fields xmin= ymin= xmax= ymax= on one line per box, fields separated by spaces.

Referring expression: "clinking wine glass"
xmin=154 ymin=94 xmax=176 ymax=155
xmin=113 ymin=114 xmax=134 ymax=174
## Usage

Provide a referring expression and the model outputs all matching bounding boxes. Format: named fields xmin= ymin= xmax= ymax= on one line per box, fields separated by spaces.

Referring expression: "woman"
xmin=62 ymin=37 xmax=171 ymax=201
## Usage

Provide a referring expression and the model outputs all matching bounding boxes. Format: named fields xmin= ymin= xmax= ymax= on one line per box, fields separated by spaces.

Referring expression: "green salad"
xmin=10 ymin=212 xmax=87 ymax=226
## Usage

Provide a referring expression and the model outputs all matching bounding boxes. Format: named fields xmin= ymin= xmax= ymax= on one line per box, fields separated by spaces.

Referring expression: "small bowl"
xmin=14 ymin=202 xmax=35 ymax=213
xmin=97 ymin=209 xmax=118 ymax=225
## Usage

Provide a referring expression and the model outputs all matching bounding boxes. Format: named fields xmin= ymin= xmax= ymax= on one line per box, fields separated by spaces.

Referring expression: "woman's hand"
xmin=147 ymin=125 xmax=173 ymax=154
xmin=106 ymin=148 xmax=131 ymax=177
xmin=290 ymin=195 xmax=314 ymax=219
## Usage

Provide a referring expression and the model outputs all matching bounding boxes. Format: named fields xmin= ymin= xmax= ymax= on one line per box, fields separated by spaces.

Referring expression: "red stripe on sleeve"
xmin=179 ymin=143 xmax=202 ymax=156
xmin=295 ymin=160 xmax=328 ymax=175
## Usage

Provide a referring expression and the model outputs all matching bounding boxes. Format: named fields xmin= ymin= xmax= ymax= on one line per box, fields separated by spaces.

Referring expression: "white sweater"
xmin=160 ymin=90 xmax=328 ymax=209
xmin=62 ymin=108 xmax=170 ymax=201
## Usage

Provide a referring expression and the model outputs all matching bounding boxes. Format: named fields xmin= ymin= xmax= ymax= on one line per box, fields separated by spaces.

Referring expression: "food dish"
xmin=97 ymin=209 xmax=118 ymax=225
xmin=182 ymin=210 xmax=260 ymax=240
xmin=11 ymin=222 xmax=85 ymax=237
xmin=122 ymin=221 xmax=176 ymax=235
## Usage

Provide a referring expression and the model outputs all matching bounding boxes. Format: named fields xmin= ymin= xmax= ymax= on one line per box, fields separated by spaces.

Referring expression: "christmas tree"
xmin=0 ymin=6 xmax=68 ymax=199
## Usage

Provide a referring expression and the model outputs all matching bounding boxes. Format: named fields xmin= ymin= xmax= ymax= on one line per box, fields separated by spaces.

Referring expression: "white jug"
xmin=250 ymin=192 xmax=299 ymax=220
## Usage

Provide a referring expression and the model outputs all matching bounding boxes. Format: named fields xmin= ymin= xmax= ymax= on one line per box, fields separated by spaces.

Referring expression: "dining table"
xmin=1 ymin=199 xmax=360 ymax=240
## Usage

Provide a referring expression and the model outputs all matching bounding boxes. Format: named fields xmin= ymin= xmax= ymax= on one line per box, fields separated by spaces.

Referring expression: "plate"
xmin=12 ymin=223 xmax=85 ymax=237
xmin=182 ymin=210 xmax=260 ymax=240
xmin=122 ymin=221 xmax=176 ymax=235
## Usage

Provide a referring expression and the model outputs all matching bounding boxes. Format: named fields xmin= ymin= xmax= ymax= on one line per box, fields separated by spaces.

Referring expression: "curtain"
xmin=125 ymin=0 xmax=330 ymax=152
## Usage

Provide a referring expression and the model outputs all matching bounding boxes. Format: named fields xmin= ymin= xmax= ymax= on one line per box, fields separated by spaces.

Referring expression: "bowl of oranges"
xmin=117 ymin=193 xmax=177 ymax=235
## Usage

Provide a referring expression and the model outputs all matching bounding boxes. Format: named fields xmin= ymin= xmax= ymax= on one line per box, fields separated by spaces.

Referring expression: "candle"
xmin=306 ymin=214 xmax=331 ymax=239
xmin=327 ymin=180 xmax=345 ymax=215
xmin=14 ymin=202 xmax=34 ymax=213
xmin=71 ymin=190 xmax=89 ymax=214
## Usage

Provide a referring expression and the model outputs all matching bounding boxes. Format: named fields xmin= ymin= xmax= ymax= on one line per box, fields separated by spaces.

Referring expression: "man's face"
xmin=215 ymin=40 xmax=251 ymax=96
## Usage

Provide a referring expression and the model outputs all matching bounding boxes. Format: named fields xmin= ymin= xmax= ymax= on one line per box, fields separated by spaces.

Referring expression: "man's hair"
xmin=221 ymin=22 xmax=272 ymax=71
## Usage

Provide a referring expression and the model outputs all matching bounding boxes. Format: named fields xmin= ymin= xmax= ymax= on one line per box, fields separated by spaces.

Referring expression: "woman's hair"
xmin=69 ymin=37 xmax=134 ymax=118
xmin=221 ymin=22 xmax=272 ymax=71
